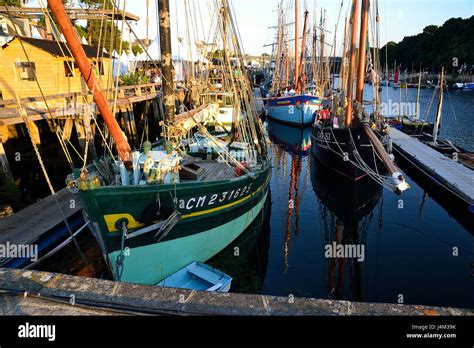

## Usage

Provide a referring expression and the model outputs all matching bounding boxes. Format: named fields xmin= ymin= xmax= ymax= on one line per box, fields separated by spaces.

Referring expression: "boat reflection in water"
xmin=267 ymin=119 xmax=312 ymax=271
xmin=310 ymin=156 xmax=383 ymax=301
xmin=208 ymin=195 xmax=271 ymax=294
xmin=267 ymin=118 xmax=312 ymax=156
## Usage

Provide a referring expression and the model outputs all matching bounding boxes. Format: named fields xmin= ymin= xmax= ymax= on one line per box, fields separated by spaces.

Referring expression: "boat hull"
xmin=109 ymin=191 xmax=268 ymax=285
xmin=311 ymin=125 xmax=386 ymax=181
xmin=266 ymin=95 xmax=321 ymax=126
xmin=80 ymin=163 xmax=271 ymax=285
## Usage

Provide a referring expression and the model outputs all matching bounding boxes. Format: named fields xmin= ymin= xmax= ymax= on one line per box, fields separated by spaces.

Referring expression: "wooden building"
xmin=0 ymin=36 xmax=113 ymax=106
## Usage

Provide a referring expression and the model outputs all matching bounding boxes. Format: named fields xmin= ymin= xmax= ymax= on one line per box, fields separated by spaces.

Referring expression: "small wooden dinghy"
xmin=157 ymin=261 xmax=232 ymax=292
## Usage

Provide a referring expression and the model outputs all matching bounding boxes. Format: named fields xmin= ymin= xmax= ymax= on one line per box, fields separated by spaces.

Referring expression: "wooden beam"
xmin=0 ymin=6 xmax=139 ymax=21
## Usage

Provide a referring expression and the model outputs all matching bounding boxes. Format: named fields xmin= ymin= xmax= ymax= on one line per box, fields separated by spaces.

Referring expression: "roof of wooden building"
xmin=1 ymin=36 xmax=113 ymax=59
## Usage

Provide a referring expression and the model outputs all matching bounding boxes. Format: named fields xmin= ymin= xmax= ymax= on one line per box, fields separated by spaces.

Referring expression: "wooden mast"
xmin=296 ymin=10 xmax=309 ymax=92
xmin=416 ymin=67 xmax=422 ymax=118
xmin=158 ymin=0 xmax=175 ymax=128
xmin=432 ymin=66 xmax=444 ymax=144
xmin=344 ymin=0 xmax=359 ymax=128
xmin=356 ymin=0 xmax=408 ymax=191
xmin=47 ymin=0 xmax=132 ymax=166
xmin=355 ymin=0 xmax=369 ymax=102
xmin=294 ymin=0 xmax=299 ymax=88
xmin=273 ymin=3 xmax=283 ymax=92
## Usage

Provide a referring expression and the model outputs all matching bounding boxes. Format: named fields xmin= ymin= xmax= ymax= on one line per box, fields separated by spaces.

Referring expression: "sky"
xmin=30 ymin=0 xmax=474 ymax=56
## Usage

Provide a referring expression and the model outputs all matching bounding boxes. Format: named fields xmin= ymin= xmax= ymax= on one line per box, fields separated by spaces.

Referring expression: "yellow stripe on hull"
xmin=103 ymin=175 xmax=270 ymax=233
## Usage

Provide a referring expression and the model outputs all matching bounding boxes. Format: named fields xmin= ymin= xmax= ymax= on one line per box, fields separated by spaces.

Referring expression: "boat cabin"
xmin=200 ymin=91 xmax=235 ymax=108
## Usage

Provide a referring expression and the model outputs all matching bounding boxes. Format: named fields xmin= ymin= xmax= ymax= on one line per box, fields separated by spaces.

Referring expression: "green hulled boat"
xmin=79 ymin=156 xmax=271 ymax=284
xmin=49 ymin=0 xmax=270 ymax=285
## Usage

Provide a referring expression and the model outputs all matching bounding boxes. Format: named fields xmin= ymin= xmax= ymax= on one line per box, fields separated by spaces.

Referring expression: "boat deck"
xmin=196 ymin=161 xmax=237 ymax=181
xmin=390 ymin=127 xmax=474 ymax=206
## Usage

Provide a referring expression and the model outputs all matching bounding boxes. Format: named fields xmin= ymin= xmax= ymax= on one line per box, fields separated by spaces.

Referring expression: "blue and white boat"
xmin=266 ymin=94 xmax=322 ymax=126
xmin=157 ymin=261 xmax=233 ymax=292
xmin=462 ymin=82 xmax=474 ymax=92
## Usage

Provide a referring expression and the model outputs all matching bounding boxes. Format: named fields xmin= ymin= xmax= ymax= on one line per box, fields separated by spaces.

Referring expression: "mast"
xmin=344 ymin=0 xmax=359 ymax=128
xmin=296 ymin=10 xmax=309 ymax=92
xmin=294 ymin=0 xmax=299 ymax=87
xmin=272 ymin=3 xmax=283 ymax=92
xmin=416 ymin=68 xmax=422 ymax=118
xmin=355 ymin=0 xmax=369 ymax=102
xmin=285 ymin=42 xmax=290 ymax=87
xmin=319 ymin=10 xmax=325 ymax=93
xmin=47 ymin=0 xmax=132 ymax=166
xmin=158 ymin=0 xmax=176 ymax=127
xmin=432 ymin=66 xmax=444 ymax=143
xmin=356 ymin=0 xmax=408 ymax=192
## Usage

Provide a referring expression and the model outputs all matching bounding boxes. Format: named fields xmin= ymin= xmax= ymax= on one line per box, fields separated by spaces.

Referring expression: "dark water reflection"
xmin=259 ymin=118 xmax=472 ymax=308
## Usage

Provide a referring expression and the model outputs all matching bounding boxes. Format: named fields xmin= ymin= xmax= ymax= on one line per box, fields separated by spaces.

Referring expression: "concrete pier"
xmin=0 ymin=268 xmax=471 ymax=316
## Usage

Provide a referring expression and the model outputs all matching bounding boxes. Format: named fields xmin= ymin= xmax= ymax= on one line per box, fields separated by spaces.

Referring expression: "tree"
xmin=379 ymin=16 xmax=474 ymax=73
xmin=76 ymin=0 xmax=126 ymax=53
xmin=131 ymin=43 xmax=143 ymax=56
xmin=0 ymin=0 xmax=21 ymax=5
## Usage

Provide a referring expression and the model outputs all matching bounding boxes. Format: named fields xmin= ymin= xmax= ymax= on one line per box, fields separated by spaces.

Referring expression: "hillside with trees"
xmin=380 ymin=16 xmax=474 ymax=73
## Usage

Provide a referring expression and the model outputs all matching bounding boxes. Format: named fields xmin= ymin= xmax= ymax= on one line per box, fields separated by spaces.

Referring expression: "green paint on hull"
xmin=108 ymin=192 xmax=269 ymax=285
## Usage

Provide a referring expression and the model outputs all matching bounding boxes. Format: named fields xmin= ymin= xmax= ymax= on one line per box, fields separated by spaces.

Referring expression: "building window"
xmin=93 ymin=60 xmax=105 ymax=75
xmin=15 ymin=62 xmax=36 ymax=81
xmin=64 ymin=61 xmax=74 ymax=77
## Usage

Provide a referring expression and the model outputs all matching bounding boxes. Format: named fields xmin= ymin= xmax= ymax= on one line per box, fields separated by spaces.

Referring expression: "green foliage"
xmin=120 ymin=70 xmax=149 ymax=86
xmin=81 ymin=19 xmax=125 ymax=54
xmin=380 ymin=16 xmax=474 ymax=72
xmin=78 ymin=0 xmax=113 ymax=9
xmin=74 ymin=0 xmax=126 ymax=53
xmin=131 ymin=43 xmax=144 ymax=56
xmin=0 ymin=0 xmax=21 ymax=5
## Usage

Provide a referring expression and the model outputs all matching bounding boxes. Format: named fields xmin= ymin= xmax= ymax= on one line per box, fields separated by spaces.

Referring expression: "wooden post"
xmin=27 ymin=121 xmax=41 ymax=147
xmin=0 ymin=127 xmax=20 ymax=204
xmin=126 ymin=105 xmax=138 ymax=147
xmin=62 ymin=118 xmax=74 ymax=141
xmin=152 ymin=100 xmax=161 ymax=122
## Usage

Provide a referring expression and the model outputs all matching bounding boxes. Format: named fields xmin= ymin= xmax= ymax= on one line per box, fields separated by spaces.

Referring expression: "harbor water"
xmin=34 ymin=85 xmax=473 ymax=309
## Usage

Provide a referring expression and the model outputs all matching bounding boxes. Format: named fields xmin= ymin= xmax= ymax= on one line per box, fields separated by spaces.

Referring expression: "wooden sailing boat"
xmin=265 ymin=0 xmax=322 ymax=126
xmin=49 ymin=0 xmax=271 ymax=285
xmin=311 ymin=0 xmax=409 ymax=192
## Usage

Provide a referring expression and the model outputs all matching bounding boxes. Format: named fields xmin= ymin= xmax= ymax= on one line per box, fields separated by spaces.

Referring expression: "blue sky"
xmin=126 ymin=0 xmax=473 ymax=55
xmin=32 ymin=0 xmax=474 ymax=56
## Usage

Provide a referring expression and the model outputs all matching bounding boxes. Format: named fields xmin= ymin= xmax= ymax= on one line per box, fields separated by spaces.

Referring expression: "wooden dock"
xmin=390 ymin=127 xmax=474 ymax=209
xmin=0 ymin=83 xmax=161 ymax=126
xmin=0 ymin=188 xmax=83 ymax=267
xmin=0 ymin=267 xmax=471 ymax=316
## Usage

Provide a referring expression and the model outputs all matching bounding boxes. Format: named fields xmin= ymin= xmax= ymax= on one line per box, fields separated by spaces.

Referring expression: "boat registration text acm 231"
xmin=177 ymin=183 xmax=254 ymax=211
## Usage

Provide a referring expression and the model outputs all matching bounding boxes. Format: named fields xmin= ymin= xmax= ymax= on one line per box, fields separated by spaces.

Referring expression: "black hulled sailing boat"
xmin=311 ymin=0 xmax=408 ymax=193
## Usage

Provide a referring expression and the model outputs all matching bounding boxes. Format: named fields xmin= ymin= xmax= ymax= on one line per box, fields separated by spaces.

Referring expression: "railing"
xmin=0 ymin=83 xmax=162 ymax=108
